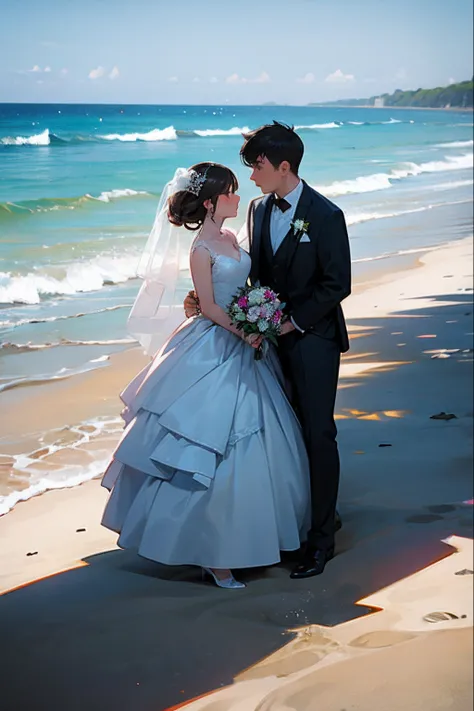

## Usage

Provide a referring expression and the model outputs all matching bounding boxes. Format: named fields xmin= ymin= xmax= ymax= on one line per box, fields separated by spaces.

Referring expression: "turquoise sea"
xmin=0 ymin=103 xmax=473 ymax=393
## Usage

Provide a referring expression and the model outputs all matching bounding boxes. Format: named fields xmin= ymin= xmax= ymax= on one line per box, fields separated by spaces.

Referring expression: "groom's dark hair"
xmin=240 ymin=122 xmax=304 ymax=175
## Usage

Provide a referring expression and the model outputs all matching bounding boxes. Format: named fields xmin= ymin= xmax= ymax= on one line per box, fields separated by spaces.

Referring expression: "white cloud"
xmin=448 ymin=77 xmax=456 ymax=85
xmin=395 ymin=68 xmax=407 ymax=81
xmin=225 ymin=71 xmax=270 ymax=85
xmin=168 ymin=76 xmax=179 ymax=83
xmin=36 ymin=80 xmax=44 ymax=85
xmin=60 ymin=68 xmax=68 ymax=76
xmin=325 ymin=69 xmax=355 ymax=84
xmin=192 ymin=77 xmax=201 ymax=83
xmin=109 ymin=66 xmax=120 ymax=80
xmin=89 ymin=66 xmax=105 ymax=80
xmin=209 ymin=77 xmax=218 ymax=83
xmin=252 ymin=71 xmax=270 ymax=84
xmin=226 ymin=73 xmax=246 ymax=84
xmin=18 ymin=65 xmax=54 ymax=75
xmin=297 ymin=72 xmax=315 ymax=84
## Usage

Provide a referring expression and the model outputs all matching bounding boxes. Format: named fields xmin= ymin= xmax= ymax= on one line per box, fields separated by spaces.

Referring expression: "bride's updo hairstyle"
xmin=168 ymin=162 xmax=239 ymax=231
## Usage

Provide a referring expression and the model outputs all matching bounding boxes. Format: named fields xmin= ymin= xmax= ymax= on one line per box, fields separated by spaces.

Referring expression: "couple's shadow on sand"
xmin=1 ymin=296 xmax=473 ymax=711
xmin=2 ymin=503 xmax=471 ymax=711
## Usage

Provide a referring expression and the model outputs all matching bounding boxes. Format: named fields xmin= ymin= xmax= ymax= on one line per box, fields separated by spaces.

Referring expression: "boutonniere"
xmin=291 ymin=218 xmax=310 ymax=237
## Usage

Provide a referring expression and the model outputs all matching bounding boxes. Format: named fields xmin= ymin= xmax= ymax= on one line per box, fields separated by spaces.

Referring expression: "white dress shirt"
xmin=270 ymin=180 xmax=305 ymax=332
xmin=270 ymin=180 xmax=303 ymax=254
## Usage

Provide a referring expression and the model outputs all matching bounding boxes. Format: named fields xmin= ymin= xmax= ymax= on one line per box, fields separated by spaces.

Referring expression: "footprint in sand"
xmin=423 ymin=611 xmax=467 ymax=623
xmin=237 ymin=631 xmax=339 ymax=680
xmin=430 ymin=412 xmax=458 ymax=420
xmin=238 ymin=650 xmax=325 ymax=680
xmin=405 ymin=514 xmax=443 ymax=523
xmin=349 ymin=630 xmax=415 ymax=648
xmin=427 ymin=504 xmax=456 ymax=514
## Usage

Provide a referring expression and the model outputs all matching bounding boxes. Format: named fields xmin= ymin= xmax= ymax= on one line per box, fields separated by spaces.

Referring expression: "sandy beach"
xmin=0 ymin=236 xmax=472 ymax=711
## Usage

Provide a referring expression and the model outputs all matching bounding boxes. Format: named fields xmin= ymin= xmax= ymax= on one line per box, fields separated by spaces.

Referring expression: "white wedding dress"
xmin=101 ymin=243 xmax=311 ymax=569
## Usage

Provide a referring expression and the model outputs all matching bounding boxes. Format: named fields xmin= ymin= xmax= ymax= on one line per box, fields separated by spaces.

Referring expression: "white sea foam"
xmin=88 ymin=188 xmax=149 ymax=202
xmin=0 ymin=338 xmax=136 ymax=354
xmin=0 ymin=349 xmax=117 ymax=393
xmin=316 ymin=152 xmax=473 ymax=197
xmin=0 ymin=304 xmax=132 ymax=330
xmin=90 ymin=354 xmax=110 ymax=363
xmin=101 ymin=126 xmax=177 ymax=142
xmin=0 ymin=464 xmax=106 ymax=516
xmin=346 ymin=206 xmax=428 ymax=226
xmin=1 ymin=189 xmax=151 ymax=216
xmin=346 ymin=200 xmax=471 ymax=227
xmin=0 ymin=252 xmax=140 ymax=305
xmin=0 ymin=416 xmax=123 ymax=516
xmin=352 ymin=244 xmax=451 ymax=265
xmin=193 ymin=126 xmax=250 ymax=137
xmin=295 ymin=122 xmax=341 ymax=130
xmin=430 ymin=179 xmax=474 ymax=191
xmin=0 ymin=128 xmax=51 ymax=146
xmin=435 ymin=140 xmax=474 ymax=149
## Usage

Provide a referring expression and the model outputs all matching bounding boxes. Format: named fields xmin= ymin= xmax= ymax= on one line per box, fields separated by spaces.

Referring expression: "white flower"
xmin=259 ymin=304 xmax=274 ymax=319
xmin=291 ymin=219 xmax=310 ymax=236
xmin=248 ymin=287 xmax=266 ymax=306
xmin=247 ymin=305 xmax=261 ymax=322
xmin=257 ymin=319 xmax=270 ymax=332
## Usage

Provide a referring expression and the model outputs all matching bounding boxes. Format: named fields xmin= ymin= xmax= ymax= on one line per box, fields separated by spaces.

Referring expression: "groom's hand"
xmin=279 ymin=319 xmax=296 ymax=336
xmin=184 ymin=290 xmax=200 ymax=318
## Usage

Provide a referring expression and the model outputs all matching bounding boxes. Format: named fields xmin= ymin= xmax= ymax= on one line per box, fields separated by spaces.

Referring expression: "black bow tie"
xmin=274 ymin=197 xmax=291 ymax=213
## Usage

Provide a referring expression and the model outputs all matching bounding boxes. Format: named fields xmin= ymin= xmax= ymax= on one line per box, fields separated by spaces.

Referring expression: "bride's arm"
xmin=190 ymin=246 xmax=260 ymax=347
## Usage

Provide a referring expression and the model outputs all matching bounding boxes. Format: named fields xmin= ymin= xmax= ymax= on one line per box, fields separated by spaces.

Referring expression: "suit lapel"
xmin=250 ymin=194 xmax=273 ymax=283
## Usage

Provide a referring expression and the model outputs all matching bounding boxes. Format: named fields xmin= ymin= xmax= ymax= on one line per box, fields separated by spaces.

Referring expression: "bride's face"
xmin=214 ymin=191 xmax=240 ymax=219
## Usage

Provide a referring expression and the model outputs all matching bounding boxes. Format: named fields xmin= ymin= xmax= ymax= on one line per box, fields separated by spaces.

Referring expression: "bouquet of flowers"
xmin=227 ymin=285 xmax=285 ymax=360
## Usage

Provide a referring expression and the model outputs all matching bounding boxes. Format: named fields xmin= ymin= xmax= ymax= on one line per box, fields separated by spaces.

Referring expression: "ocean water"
xmin=0 ymin=103 xmax=473 ymax=512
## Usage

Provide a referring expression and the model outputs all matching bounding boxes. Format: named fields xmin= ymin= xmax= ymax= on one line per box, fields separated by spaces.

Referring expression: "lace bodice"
xmin=191 ymin=242 xmax=251 ymax=310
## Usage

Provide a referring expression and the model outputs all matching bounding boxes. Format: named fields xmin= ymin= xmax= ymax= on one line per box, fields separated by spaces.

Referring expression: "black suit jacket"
xmin=246 ymin=181 xmax=351 ymax=353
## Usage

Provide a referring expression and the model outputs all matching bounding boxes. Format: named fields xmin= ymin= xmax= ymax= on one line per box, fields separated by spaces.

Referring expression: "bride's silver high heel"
xmin=202 ymin=567 xmax=246 ymax=589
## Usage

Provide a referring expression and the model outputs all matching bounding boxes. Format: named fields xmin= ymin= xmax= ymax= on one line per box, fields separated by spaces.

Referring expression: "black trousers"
xmin=279 ymin=331 xmax=341 ymax=551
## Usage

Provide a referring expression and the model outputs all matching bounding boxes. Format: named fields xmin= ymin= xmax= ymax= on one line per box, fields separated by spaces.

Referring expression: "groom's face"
xmin=249 ymin=156 xmax=284 ymax=195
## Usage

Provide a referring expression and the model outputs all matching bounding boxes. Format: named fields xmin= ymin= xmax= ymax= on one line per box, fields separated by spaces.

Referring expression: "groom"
xmin=187 ymin=122 xmax=351 ymax=577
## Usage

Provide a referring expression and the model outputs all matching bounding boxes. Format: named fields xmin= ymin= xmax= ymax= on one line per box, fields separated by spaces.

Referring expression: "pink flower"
xmin=237 ymin=296 xmax=249 ymax=308
xmin=272 ymin=310 xmax=283 ymax=324
xmin=264 ymin=289 xmax=276 ymax=301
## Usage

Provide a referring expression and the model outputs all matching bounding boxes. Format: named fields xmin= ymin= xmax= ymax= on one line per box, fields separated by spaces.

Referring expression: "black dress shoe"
xmin=335 ymin=510 xmax=342 ymax=533
xmin=290 ymin=546 xmax=335 ymax=579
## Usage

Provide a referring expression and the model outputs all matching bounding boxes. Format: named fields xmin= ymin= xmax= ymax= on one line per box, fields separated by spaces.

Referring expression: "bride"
xmin=101 ymin=162 xmax=310 ymax=589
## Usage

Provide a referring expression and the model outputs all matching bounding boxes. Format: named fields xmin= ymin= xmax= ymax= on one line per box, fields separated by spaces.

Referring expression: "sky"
xmin=1 ymin=0 xmax=472 ymax=105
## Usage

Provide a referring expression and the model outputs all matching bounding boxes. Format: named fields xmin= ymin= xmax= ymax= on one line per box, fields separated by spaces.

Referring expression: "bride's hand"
xmin=244 ymin=333 xmax=263 ymax=349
